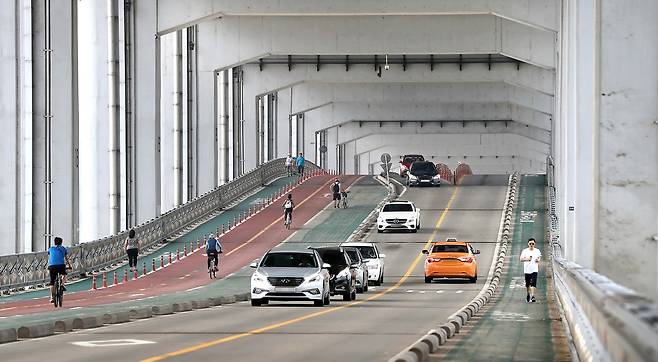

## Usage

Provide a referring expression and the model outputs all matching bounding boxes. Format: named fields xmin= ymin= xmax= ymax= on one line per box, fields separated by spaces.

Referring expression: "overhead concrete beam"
xmin=242 ymin=62 xmax=555 ymax=97
xmin=196 ymin=14 xmax=555 ymax=71
xmin=157 ymin=0 xmax=559 ymax=34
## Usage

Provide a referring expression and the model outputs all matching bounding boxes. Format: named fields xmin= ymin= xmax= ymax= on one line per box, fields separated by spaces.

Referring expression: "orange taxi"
xmin=422 ymin=238 xmax=479 ymax=283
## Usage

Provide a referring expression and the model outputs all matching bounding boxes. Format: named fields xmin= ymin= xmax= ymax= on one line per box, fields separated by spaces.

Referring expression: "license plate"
xmin=275 ymin=287 xmax=295 ymax=292
xmin=421 ymin=180 xmax=430 ymax=183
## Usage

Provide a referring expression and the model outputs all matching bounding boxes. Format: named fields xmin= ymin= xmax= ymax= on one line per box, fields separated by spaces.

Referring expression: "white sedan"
xmin=376 ymin=200 xmax=421 ymax=233
xmin=340 ymin=242 xmax=386 ymax=286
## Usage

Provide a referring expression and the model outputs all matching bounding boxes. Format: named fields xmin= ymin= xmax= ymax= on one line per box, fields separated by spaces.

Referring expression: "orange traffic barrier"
xmin=123 ymin=269 xmax=128 ymax=283
xmin=91 ymin=274 xmax=97 ymax=290
xmin=113 ymin=271 xmax=118 ymax=286
xmin=102 ymin=273 xmax=107 ymax=288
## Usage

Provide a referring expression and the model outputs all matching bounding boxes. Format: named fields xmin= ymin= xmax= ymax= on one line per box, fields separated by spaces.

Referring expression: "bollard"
xmin=91 ymin=274 xmax=97 ymax=290
xmin=143 ymin=262 xmax=147 ymax=276
xmin=160 ymin=255 xmax=164 ymax=268
xmin=249 ymin=206 xmax=252 ymax=217
xmin=123 ymin=269 xmax=128 ymax=283
xmin=190 ymin=240 xmax=194 ymax=251
xmin=197 ymin=239 xmax=201 ymax=251
xmin=177 ymin=248 xmax=180 ymax=261
xmin=234 ymin=216 xmax=237 ymax=227
xmin=102 ymin=273 xmax=107 ymax=288
xmin=184 ymin=245 xmax=187 ymax=256
xmin=222 ymin=224 xmax=225 ymax=234
xmin=113 ymin=271 xmax=118 ymax=286
xmin=216 ymin=226 xmax=220 ymax=237
xmin=168 ymin=252 xmax=172 ymax=265
xmin=151 ymin=258 xmax=156 ymax=272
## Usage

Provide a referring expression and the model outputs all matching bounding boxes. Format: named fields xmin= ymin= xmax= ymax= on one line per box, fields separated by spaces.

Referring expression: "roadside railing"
xmin=0 ymin=158 xmax=320 ymax=292
xmin=546 ymin=156 xmax=658 ymax=362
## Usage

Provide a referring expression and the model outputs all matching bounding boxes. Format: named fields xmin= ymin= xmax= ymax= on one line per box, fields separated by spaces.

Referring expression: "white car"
xmin=341 ymin=242 xmax=386 ymax=286
xmin=376 ymin=200 xmax=421 ymax=233
xmin=250 ymin=249 xmax=331 ymax=306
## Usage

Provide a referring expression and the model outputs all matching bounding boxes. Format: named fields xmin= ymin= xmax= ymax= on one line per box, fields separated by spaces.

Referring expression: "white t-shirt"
xmin=520 ymin=247 xmax=542 ymax=274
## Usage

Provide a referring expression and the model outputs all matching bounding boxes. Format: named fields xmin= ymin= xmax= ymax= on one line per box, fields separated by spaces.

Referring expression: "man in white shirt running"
xmin=519 ymin=237 xmax=542 ymax=303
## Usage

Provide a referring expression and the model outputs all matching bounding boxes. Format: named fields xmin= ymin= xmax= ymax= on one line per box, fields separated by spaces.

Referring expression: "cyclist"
xmin=285 ymin=154 xmax=294 ymax=176
xmin=283 ymin=193 xmax=295 ymax=225
xmin=47 ymin=236 xmax=72 ymax=303
xmin=331 ymin=178 xmax=341 ymax=208
xmin=206 ymin=233 xmax=222 ymax=272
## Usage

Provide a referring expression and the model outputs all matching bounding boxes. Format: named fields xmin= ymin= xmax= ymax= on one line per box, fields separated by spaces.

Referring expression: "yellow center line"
xmin=141 ymin=185 xmax=460 ymax=362
xmin=225 ymin=177 xmax=336 ymax=256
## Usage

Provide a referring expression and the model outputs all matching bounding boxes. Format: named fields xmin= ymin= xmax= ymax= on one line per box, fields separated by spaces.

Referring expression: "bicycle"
xmin=208 ymin=251 xmax=220 ymax=279
xmin=284 ymin=211 xmax=292 ymax=229
xmin=52 ymin=272 xmax=66 ymax=308
xmin=340 ymin=191 xmax=349 ymax=208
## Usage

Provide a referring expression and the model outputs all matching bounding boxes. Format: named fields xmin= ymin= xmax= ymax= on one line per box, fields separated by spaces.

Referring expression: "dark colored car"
xmin=399 ymin=154 xmax=425 ymax=177
xmin=314 ymin=247 xmax=357 ymax=301
xmin=407 ymin=161 xmax=441 ymax=187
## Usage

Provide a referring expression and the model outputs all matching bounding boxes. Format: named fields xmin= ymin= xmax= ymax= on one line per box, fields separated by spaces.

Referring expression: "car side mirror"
xmin=322 ymin=263 xmax=331 ymax=269
xmin=379 ymin=253 xmax=386 ymax=258
xmin=474 ymin=250 xmax=481 ymax=255
xmin=421 ymin=250 xmax=429 ymax=255
xmin=249 ymin=261 xmax=258 ymax=268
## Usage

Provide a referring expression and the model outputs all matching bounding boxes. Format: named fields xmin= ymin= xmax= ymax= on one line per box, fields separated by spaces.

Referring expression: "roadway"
xmin=0 ymin=175 xmax=509 ymax=362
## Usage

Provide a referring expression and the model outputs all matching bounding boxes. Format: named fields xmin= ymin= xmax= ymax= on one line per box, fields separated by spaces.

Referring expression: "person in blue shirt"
xmin=206 ymin=233 xmax=222 ymax=271
xmin=296 ymin=152 xmax=305 ymax=177
xmin=48 ymin=237 xmax=72 ymax=302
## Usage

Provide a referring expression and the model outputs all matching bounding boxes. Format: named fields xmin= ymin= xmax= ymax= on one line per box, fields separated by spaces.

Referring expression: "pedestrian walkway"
xmin=433 ymin=175 xmax=571 ymax=362
xmin=0 ymin=175 xmax=388 ymax=332
xmin=0 ymin=175 xmax=301 ymax=303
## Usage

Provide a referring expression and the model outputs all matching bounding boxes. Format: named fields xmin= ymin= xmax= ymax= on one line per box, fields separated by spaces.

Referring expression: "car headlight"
xmin=337 ymin=268 xmax=350 ymax=279
xmin=251 ymin=272 xmax=266 ymax=283
xmin=408 ymin=218 xmax=416 ymax=224
xmin=432 ymin=174 xmax=440 ymax=180
xmin=307 ymin=273 xmax=321 ymax=283
xmin=408 ymin=174 xmax=418 ymax=180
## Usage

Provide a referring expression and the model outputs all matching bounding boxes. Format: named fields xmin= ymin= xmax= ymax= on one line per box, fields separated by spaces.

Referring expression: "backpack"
xmin=332 ymin=183 xmax=340 ymax=193
xmin=284 ymin=199 xmax=293 ymax=209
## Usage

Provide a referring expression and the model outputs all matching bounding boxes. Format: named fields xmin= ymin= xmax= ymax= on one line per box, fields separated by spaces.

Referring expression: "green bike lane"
xmin=436 ymin=175 xmax=571 ymax=362
xmin=0 ymin=176 xmax=301 ymax=303
xmin=0 ymin=177 xmax=387 ymax=331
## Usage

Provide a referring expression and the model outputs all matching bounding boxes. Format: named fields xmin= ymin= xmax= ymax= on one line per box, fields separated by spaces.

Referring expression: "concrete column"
xmin=173 ymin=30 xmax=183 ymax=206
xmin=159 ymin=32 xmax=175 ymax=211
xmin=185 ymin=26 xmax=198 ymax=200
xmin=133 ymin=0 xmax=159 ymax=223
xmin=276 ymin=88 xmax=292 ymax=157
xmin=596 ymin=0 xmax=658 ymax=300
xmin=107 ymin=0 xmax=120 ymax=234
xmin=218 ymin=70 xmax=230 ymax=184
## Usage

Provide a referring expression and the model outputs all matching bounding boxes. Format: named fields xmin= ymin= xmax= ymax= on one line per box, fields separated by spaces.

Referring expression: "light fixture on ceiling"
xmin=384 ymin=54 xmax=390 ymax=71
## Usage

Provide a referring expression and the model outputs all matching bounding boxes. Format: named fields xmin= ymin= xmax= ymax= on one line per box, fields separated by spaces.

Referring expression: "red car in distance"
xmin=399 ymin=154 xmax=425 ymax=177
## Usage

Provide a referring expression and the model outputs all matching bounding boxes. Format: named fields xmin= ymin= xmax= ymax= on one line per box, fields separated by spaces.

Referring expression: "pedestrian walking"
xmin=285 ymin=154 xmax=294 ymax=176
xmin=331 ymin=178 xmax=342 ymax=208
xmin=124 ymin=229 xmax=140 ymax=272
xmin=520 ymin=237 xmax=542 ymax=303
xmin=296 ymin=152 xmax=305 ymax=176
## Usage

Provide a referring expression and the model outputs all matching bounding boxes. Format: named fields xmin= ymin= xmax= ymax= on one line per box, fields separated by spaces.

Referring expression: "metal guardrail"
xmin=546 ymin=156 xmax=658 ymax=362
xmin=0 ymin=158 xmax=320 ymax=291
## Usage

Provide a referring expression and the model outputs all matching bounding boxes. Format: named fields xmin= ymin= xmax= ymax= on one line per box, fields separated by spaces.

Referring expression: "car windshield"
xmin=354 ymin=246 xmax=377 ymax=259
xmin=403 ymin=155 xmax=424 ymax=164
xmin=318 ymin=250 xmax=347 ymax=268
xmin=345 ymin=250 xmax=360 ymax=263
xmin=410 ymin=161 xmax=436 ymax=173
xmin=432 ymin=245 xmax=469 ymax=253
xmin=261 ymin=252 xmax=317 ymax=268
xmin=383 ymin=203 xmax=413 ymax=212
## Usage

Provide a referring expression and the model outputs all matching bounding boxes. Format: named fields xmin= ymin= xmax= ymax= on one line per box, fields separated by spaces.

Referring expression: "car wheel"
xmin=251 ymin=299 xmax=262 ymax=306
xmin=363 ymin=281 xmax=368 ymax=292
xmin=377 ymin=229 xmax=383 ymax=233
xmin=314 ymin=299 xmax=324 ymax=307
xmin=350 ymin=289 xmax=357 ymax=301
xmin=342 ymin=292 xmax=351 ymax=301
xmin=424 ymin=276 xmax=432 ymax=283
xmin=262 ymin=299 xmax=269 ymax=305
xmin=412 ymin=227 xmax=418 ymax=233
xmin=324 ymin=293 xmax=331 ymax=305
xmin=470 ymin=275 xmax=477 ymax=283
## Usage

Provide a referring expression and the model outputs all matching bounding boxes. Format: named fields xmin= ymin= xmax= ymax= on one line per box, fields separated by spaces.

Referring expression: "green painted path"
xmin=0 ymin=176 xmax=300 ymax=303
xmin=0 ymin=177 xmax=388 ymax=330
xmin=437 ymin=175 xmax=570 ymax=362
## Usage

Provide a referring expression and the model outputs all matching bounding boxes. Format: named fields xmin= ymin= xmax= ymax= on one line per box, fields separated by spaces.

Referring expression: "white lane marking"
xmin=71 ymin=339 xmax=156 ymax=347
xmin=491 ymin=311 xmax=530 ymax=322
xmin=69 ymin=306 xmax=83 ymax=310
xmin=419 ymin=291 xmax=426 ymax=294
xmin=406 ymin=290 xmax=414 ymax=293
xmin=129 ymin=293 xmax=145 ymax=297
xmin=436 ymin=290 xmax=444 ymax=294
xmin=186 ymin=286 xmax=204 ymax=292
xmin=0 ymin=307 xmax=16 ymax=312
xmin=456 ymin=290 xmax=463 ymax=294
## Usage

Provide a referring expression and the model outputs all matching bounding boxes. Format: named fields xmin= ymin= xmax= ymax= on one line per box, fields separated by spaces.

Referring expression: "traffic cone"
xmin=123 ymin=269 xmax=128 ymax=283
xmin=102 ymin=273 xmax=107 ymax=288
xmin=91 ymin=274 xmax=97 ymax=290
xmin=113 ymin=271 xmax=118 ymax=286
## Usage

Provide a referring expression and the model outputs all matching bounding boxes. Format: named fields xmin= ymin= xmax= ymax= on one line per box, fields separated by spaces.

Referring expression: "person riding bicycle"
xmin=206 ymin=233 xmax=222 ymax=272
xmin=331 ymin=178 xmax=342 ymax=208
xmin=283 ymin=193 xmax=295 ymax=224
xmin=47 ymin=236 xmax=72 ymax=303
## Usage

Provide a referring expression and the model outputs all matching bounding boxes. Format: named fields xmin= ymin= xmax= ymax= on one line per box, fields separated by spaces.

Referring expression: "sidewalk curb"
xmin=389 ymin=173 xmax=520 ymax=362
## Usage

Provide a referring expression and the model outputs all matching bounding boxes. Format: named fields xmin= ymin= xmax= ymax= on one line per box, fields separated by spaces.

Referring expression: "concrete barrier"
xmin=103 ymin=311 xmax=131 ymax=324
xmin=0 ymin=328 xmax=17 ymax=343
xmin=449 ymin=318 xmax=462 ymax=333
xmin=54 ymin=318 xmax=75 ymax=332
xmin=439 ymin=322 xmax=457 ymax=338
xmin=129 ymin=307 xmax=153 ymax=319
xmin=191 ymin=299 xmax=211 ymax=309
xmin=152 ymin=304 xmax=174 ymax=315
xmin=390 ymin=351 xmax=419 ymax=362
xmin=432 ymin=328 xmax=448 ymax=345
xmin=409 ymin=340 xmax=431 ymax=361
xmin=420 ymin=333 xmax=440 ymax=353
xmin=73 ymin=316 xmax=102 ymax=330
xmin=17 ymin=323 xmax=55 ymax=338
xmin=217 ymin=295 xmax=236 ymax=304
xmin=234 ymin=292 xmax=249 ymax=302
xmin=172 ymin=302 xmax=192 ymax=312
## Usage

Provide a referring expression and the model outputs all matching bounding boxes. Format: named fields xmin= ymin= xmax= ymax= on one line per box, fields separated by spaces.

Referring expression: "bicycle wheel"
xmin=57 ymin=287 xmax=63 ymax=307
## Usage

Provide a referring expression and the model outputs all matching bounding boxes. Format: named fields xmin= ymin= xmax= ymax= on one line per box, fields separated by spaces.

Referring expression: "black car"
xmin=407 ymin=161 xmax=441 ymax=187
xmin=314 ymin=247 xmax=358 ymax=301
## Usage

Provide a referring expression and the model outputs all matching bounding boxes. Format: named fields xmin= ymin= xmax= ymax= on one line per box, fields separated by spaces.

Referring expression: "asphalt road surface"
xmin=0 ymin=175 xmax=508 ymax=362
